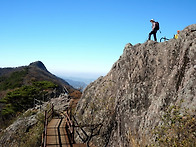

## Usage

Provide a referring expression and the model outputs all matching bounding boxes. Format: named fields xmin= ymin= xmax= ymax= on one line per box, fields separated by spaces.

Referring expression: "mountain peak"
xmin=29 ymin=61 xmax=48 ymax=72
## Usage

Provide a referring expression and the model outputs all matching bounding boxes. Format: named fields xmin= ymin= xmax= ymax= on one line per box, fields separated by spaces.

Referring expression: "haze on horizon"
xmin=0 ymin=0 xmax=195 ymax=79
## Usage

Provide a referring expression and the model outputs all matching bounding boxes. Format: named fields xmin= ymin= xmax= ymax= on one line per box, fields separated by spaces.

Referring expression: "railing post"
xmin=72 ymin=120 xmax=75 ymax=144
xmin=52 ymin=104 xmax=54 ymax=117
xmin=42 ymin=104 xmax=56 ymax=147
xmin=45 ymin=110 xmax=48 ymax=147
xmin=42 ymin=110 xmax=48 ymax=147
xmin=70 ymin=105 xmax=75 ymax=144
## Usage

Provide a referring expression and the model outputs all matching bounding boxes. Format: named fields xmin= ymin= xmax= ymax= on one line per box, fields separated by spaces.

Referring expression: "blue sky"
xmin=0 ymin=0 xmax=195 ymax=79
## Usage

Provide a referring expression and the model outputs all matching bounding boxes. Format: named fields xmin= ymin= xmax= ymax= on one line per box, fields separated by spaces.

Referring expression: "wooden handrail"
xmin=64 ymin=111 xmax=73 ymax=130
xmin=62 ymin=110 xmax=75 ymax=145
xmin=72 ymin=114 xmax=103 ymax=146
xmin=41 ymin=104 xmax=54 ymax=147
xmin=41 ymin=103 xmax=101 ymax=146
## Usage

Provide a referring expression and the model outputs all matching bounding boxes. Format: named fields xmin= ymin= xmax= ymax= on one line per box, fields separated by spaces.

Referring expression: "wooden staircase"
xmin=46 ymin=118 xmax=85 ymax=147
xmin=41 ymin=104 xmax=86 ymax=147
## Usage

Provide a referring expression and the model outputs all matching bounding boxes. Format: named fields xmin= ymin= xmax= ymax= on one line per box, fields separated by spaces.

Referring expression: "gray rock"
xmin=0 ymin=113 xmax=37 ymax=147
xmin=50 ymin=94 xmax=70 ymax=113
xmin=75 ymin=24 xmax=196 ymax=146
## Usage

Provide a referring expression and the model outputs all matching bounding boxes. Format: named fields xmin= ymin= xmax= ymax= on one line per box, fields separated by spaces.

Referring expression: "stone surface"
xmin=75 ymin=24 xmax=196 ymax=146
xmin=50 ymin=94 xmax=70 ymax=113
xmin=0 ymin=111 xmax=38 ymax=147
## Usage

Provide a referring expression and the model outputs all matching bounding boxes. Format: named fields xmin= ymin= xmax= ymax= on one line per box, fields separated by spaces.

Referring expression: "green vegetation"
xmin=0 ymin=81 xmax=57 ymax=120
xmin=153 ymin=103 xmax=196 ymax=147
xmin=0 ymin=68 xmax=28 ymax=90
xmin=33 ymin=81 xmax=58 ymax=90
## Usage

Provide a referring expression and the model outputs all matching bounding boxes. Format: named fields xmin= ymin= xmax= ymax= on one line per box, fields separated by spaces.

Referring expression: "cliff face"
xmin=75 ymin=24 xmax=196 ymax=146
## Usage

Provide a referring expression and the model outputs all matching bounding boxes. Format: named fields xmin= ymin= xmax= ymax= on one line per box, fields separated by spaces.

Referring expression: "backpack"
xmin=155 ymin=22 xmax=160 ymax=30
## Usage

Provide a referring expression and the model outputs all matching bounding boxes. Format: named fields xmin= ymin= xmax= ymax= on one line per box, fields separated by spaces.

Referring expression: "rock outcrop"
xmin=74 ymin=24 xmax=196 ymax=146
xmin=0 ymin=112 xmax=38 ymax=147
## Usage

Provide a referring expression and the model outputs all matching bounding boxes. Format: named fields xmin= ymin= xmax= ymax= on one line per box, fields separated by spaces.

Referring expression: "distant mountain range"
xmin=63 ymin=77 xmax=96 ymax=91
xmin=64 ymin=78 xmax=87 ymax=91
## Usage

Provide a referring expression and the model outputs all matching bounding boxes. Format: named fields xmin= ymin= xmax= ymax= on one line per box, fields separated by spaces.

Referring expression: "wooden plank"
xmin=47 ymin=119 xmax=61 ymax=128
xmin=46 ymin=119 xmax=61 ymax=146
xmin=45 ymin=115 xmax=87 ymax=147
xmin=73 ymin=144 xmax=86 ymax=147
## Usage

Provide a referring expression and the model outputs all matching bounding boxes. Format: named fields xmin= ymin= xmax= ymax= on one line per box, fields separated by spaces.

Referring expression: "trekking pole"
xmin=160 ymin=37 xmax=169 ymax=42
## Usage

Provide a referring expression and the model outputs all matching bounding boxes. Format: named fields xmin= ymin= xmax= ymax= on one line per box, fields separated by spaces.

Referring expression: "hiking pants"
xmin=148 ymin=30 xmax=157 ymax=41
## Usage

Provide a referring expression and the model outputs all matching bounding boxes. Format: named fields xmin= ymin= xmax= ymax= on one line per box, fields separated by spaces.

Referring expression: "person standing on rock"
xmin=148 ymin=19 xmax=159 ymax=41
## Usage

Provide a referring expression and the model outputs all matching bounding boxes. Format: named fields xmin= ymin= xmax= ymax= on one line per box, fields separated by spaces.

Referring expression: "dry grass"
xmin=153 ymin=104 xmax=196 ymax=147
xmin=128 ymin=129 xmax=148 ymax=147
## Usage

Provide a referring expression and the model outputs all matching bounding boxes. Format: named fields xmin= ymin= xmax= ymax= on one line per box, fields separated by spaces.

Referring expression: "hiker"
xmin=174 ymin=30 xmax=180 ymax=39
xmin=148 ymin=19 xmax=159 ymax=41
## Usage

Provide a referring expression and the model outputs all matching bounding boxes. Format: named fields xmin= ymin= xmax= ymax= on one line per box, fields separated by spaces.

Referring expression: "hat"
xmin=150 ymin=19 xmax=155 ymax=22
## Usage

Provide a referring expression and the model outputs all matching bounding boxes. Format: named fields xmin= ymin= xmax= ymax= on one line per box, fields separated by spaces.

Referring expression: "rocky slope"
xmin=74 ymin=24 xmax=196 ymax=146
xmin=0 ymin=94 xmax=70 ymax=147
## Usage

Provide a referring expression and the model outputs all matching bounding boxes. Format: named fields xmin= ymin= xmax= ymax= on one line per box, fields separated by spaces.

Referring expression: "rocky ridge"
xmin=74 ymin=24 xmax=196 ymax=146
xmin=0 ymin=61 xmax=75 ymax=101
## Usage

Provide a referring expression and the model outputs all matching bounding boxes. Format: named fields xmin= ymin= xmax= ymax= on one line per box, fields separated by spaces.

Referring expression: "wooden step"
xmin=46 ymin=118 xmax=87 ymax=147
